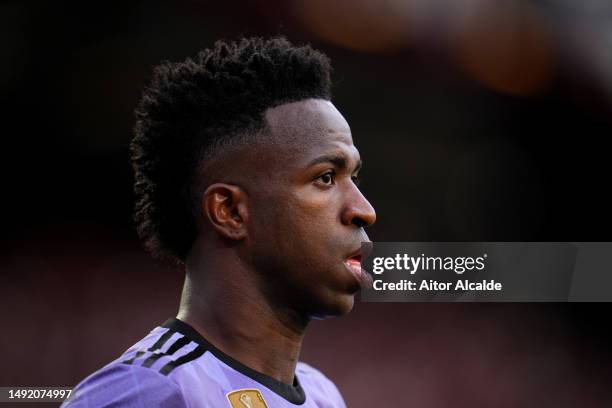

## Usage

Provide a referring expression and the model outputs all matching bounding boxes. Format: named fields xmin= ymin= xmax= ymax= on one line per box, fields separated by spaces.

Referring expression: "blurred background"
xmin=2 ymin=0 xmax=612 ymax=406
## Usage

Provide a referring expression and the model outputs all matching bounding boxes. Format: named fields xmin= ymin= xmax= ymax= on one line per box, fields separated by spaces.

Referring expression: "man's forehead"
xmin=264 ymin=98 xmax=352 ymax=148
xmin=203 ymin=100 xmax=357 ymax=185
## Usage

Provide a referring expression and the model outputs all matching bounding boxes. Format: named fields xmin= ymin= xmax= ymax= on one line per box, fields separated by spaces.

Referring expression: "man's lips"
xmin=344 ymin=256 xmax=362 ymax=272
xmin=342 ymin=241 xmax=374 ymax=287
xmin=344 ymin=256 xmax=361 ymax=275
xmin=343 ymin=253 xmax=372 ymax=288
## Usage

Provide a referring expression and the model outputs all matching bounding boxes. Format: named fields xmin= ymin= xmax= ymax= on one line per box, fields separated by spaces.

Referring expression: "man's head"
xmin=131 ymin=37 xmax=375 ymax=317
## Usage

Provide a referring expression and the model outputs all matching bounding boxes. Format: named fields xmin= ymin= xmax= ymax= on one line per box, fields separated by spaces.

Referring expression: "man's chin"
xmin=309 ymin=293 xmax=355 ymax=320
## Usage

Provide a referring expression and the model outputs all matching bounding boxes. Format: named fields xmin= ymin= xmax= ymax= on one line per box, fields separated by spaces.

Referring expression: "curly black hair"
xmin=130 ymin=37 xmax=332 ymax=263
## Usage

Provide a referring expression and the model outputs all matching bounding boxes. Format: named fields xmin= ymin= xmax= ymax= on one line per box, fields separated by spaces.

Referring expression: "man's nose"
xmin=340 ymin=184 xmax=377 ymax=228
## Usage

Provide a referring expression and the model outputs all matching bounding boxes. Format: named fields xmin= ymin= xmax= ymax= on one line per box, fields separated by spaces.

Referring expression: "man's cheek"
xmin=293 ymin=187 xmax=333 ymax=210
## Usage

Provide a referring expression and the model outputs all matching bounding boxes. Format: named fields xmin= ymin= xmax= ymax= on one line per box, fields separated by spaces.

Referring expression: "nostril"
xmin=352 ymin=217 xmax=368 ymax=228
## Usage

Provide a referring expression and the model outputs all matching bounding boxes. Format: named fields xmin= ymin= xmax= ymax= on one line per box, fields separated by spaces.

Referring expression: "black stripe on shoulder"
xmin=122 ymin=329 xmax=174 ymax=365
xmin=141 ymin=336 xmax=191 ymax=368
xmin=148 ymin=329 xmax=175 ymax=351
xmin=122 ymin=350 xmax=145 ymax=365
xmin=159 ymin=345 xmax=206 ymax=375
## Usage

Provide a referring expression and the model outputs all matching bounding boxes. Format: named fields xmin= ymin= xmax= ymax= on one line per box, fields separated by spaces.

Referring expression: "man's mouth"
xmin=343 ymin=252 xmax=372 ymax=288
xmin=345 ymin=254 xmax=362 ymax=270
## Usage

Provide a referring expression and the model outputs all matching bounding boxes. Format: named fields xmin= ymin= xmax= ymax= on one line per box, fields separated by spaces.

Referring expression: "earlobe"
xmin=202 ymin=183 xmax=248 ymax=240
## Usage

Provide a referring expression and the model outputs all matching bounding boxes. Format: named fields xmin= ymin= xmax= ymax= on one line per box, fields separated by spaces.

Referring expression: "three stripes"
xmin=123 ymin=329 xmax=206 ymax=375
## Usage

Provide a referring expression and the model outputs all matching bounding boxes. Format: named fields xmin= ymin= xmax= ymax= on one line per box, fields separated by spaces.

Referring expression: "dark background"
xmin=2 ymin=0 xmax=612 ymax=406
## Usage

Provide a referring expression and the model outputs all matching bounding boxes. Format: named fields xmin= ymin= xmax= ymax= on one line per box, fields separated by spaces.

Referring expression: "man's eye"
xmin=318 ymin=171 xmax=335 ymax=185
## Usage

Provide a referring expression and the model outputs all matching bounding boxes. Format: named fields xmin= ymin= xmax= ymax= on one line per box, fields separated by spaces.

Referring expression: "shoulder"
xmin=296 ymin=362 xmax=347 ymax=408
xmin=62 ymin=325 xmax=209 ymax=408
xmin=62 ymin=363 xmax=187 ymax=408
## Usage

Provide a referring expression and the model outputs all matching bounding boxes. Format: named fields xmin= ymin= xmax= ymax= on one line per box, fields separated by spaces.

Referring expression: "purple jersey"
xmin=62 ymin=318 xmax=346 ymax=408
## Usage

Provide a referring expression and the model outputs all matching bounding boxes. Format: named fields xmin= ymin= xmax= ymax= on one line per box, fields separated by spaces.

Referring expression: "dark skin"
xmin=178 ymin=98 xmax=376 ymax=385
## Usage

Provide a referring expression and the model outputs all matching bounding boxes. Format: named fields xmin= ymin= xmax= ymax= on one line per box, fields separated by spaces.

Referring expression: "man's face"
xmin=235 ymin=99 xmax=376 ymax=318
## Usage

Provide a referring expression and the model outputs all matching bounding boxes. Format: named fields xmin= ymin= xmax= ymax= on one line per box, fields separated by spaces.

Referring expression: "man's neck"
xmin=178 ymin=250 xmax=309 ymax=385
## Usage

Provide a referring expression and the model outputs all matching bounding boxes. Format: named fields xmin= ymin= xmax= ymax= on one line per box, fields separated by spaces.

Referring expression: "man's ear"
xmin=201 ymin=183 xmax=249 ymax=240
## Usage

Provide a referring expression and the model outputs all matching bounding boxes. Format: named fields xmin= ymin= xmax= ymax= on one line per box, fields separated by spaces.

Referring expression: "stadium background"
xmin=2 ymin=0 xmax=612 ymax=406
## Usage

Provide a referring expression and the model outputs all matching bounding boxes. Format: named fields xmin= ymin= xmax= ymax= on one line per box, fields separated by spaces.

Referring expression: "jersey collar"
xmin=162 ymin=318 xmax=307 ymax=405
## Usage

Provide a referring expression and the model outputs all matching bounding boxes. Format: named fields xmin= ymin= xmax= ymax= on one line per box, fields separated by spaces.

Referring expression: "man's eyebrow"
xmin=307 ymin=154 xmax=362 ymax=172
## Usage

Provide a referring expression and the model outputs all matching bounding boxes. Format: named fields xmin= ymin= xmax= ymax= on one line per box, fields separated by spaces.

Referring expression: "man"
xmin=63 ymin=37 xmax=376 ymax=408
